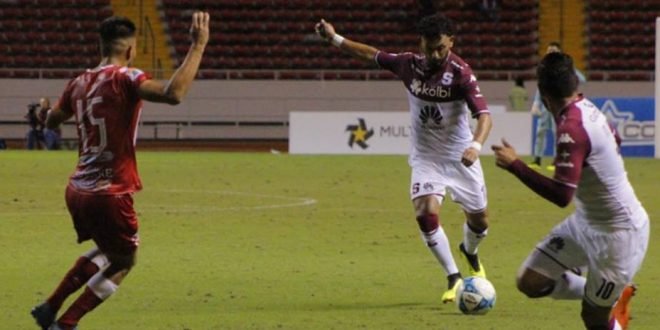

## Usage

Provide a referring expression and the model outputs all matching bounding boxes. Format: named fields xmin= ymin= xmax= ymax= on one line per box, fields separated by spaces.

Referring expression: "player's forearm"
xmin=472 ymin=114 xmax=492 ymax=145
xmin=163 ymin=44 xmax=205 ymax=105
xmin=45 ymin=108 xmax=72 ymax=129
xmin=337 ymin=38 xmax=379 ymax=63
xmin=507 ymin=159 xmax=575 ymax=207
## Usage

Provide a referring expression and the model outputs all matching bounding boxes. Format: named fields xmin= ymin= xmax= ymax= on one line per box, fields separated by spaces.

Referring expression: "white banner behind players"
xmin=289 ymin=111 xmax=532 ymax=155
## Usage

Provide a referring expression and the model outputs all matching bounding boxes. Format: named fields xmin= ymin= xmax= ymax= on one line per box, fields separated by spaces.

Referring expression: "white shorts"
xmin=522 ymin=212 xmax=650 ymax=307
xmin=409 ymin=159 xmax=487 ymax=213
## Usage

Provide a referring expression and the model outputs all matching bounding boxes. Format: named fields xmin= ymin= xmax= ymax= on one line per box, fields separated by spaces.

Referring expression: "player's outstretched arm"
xmin=138 ymin=11 xmax=210 ymax=105
xmin=315 ymin=19 xmax=379 ymax=63
xmin=45 ymin=106 xmax=73 ymax=129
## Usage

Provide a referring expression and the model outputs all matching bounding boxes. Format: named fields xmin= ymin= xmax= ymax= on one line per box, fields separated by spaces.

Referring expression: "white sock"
xmin=87 ymin=272 xmax=119 ymax=300
xmin=550 ymin=271 xmax=585 ymax=300
xmin=421 ymin=227 xmax=459 ymax=275
xmin=462 ymin=223 xmax=487 ymax=255
xmin=610 ymin=318 xmax=623 ymax=330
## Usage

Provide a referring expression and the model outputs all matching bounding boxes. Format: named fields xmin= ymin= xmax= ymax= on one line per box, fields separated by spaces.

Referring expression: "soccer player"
xmin=492 ymin=52 xmax=649 ymax=330
xmin=315 ymin=14 xmax=493 ymax=303
xmin=530 ymin=42 xmax=586 ymax=171
xmin=31 ymin=12 xmax=209 ymax=330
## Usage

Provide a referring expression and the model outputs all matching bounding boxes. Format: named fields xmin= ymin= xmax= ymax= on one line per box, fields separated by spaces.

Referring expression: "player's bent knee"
xmin=106 ymin=253 xmax=137 ymax=272
xmin=516 ymin=269 xmax=555 ymax=298
xmin=415 ymin=213 xmax=440 ymax=233
xmin=465 ymin=210 xmax=488 ymax=232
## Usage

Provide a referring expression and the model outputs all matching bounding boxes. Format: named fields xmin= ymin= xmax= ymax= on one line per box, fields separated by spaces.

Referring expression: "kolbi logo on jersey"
xmin=409 ymin=79 xmax=452 ymax=98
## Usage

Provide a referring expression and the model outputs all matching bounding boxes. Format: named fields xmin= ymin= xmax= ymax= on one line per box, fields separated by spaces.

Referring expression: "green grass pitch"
xmin=1 ymin=150 xmax=658 ymax=329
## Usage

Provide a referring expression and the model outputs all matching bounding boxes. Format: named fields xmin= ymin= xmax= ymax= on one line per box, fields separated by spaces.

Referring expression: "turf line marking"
xmin=142 ymin=188 xmax=318 ymax=212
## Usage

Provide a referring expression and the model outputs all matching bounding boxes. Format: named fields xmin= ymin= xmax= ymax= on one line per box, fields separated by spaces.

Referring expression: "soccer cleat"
xmin=441 ymin=276 xmax=463 ymax=304
xmin=546 ymin=165 xmax=556 ymax=172
xmin=31 ymin=303 xmax=56 ymax=330
xmin=459 ymin=243 xmax=486 ymax=278
xmin=47 ymin=323 xmax=78 ymax=330
xmin=610 ymin=285 xmax=637 ymax=330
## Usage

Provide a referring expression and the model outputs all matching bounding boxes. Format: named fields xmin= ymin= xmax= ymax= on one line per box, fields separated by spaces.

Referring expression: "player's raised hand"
xmin=315 ymin=19 xmax=335 ymax=40
xmin=491 ymin=138 xmax=518 ymax=169
xmin=190 ymin=11 xmax=210 ymax=48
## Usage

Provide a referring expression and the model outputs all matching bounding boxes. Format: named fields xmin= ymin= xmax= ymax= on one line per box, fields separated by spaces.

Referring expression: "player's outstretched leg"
xmin=32 ymin=249 xmax=107 ymax=330
xmin=610 ymin=285 xmax=637 ymax=330
xmin=31 ymin=302 xmax=56 ymax=330
xmin=441 ymin=273 xmax=463 ymax=303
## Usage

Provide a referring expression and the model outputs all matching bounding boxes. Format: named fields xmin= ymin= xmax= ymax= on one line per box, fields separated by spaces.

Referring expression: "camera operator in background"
xmin=25 ymin=102 xmax=45 ymax=150
xmin=38 ymin=97 xmax=61 ymax=150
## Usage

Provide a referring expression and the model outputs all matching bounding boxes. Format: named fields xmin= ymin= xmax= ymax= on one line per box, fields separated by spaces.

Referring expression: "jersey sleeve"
xmin=120 ymin=67 xmax=150 ymax=101
xmin=553 ymin=120 xmax=591 ymax=187
xmin=460 ymin=66 xmax=489 ymax=117
xmin=374 ymin=51 xmax=409 ymax=78
xmin=125 ymin=68 xmax=150 ymax=90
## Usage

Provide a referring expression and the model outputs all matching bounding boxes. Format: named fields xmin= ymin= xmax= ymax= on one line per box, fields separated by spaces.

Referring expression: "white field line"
xmin=2 ymin=189 xmax=318 ymax=217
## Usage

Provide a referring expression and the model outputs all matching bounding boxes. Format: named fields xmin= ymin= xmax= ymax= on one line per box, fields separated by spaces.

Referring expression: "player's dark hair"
xmin=537 ymin=52 xmax=578 ymax=99
xmin=99 ymin=16 xmax=136 ymax=56
xmin=548 ymin=41 xmax=562 ymax=50
xmin=416 ymin=14 xmax=454 ymax=39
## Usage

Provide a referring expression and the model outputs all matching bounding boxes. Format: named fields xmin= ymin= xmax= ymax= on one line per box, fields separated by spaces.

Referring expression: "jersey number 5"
xmin=76 ymin=96 xmax=106 ymax=154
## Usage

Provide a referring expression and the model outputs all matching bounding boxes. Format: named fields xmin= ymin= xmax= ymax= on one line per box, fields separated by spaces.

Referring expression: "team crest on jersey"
xmin=557 ymin=133 xmax=575 ymax=144
xmin=419 ymin=105 xmax=443 ymax=129
xmin=126 ymin=68 xmax=144 ymax=82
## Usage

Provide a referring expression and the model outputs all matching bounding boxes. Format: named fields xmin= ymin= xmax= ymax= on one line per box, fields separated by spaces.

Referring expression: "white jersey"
xmin=553 ymin=97 xmax=646 ymax=228
xmin=375 ymin=51 xmax=489 ymax=164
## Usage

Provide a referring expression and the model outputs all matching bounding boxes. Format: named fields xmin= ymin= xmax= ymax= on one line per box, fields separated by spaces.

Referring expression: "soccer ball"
xmin=456 ymin=276 xmax=496 ymax=315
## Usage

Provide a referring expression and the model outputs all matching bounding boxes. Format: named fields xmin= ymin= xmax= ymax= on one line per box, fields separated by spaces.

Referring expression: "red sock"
xmin=57 ymin=287 xmax=104 ymax=328
xmin=46 ymin=257 xmax=100 ymax=312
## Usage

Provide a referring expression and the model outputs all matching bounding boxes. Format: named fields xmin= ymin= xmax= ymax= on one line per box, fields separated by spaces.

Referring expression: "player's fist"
xmin=190 ymin=11 xmax=210 ymax=48
xmin=315 ymin=19 xmax=335 ymax=40
xmin=461 ymin=147 xmax=479 ymax=167
xmin=491 ymin=139 xmax=518 ymax=169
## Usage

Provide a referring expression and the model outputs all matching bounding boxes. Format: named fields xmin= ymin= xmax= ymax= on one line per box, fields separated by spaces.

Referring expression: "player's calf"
xmin=516 ymin=268 xmax=556 ymax=298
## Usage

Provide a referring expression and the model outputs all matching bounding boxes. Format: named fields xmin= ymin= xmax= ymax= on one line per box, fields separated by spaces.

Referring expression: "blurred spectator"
xmin=38 ymin=97 xmax=61 ymax=150
xmin=508 ymin=77 xmax=528 ymax=111
xmin=479 ymin=0 xmax=499 ymax=21
xmin=25 ymin=102 xmax=45 ymax=149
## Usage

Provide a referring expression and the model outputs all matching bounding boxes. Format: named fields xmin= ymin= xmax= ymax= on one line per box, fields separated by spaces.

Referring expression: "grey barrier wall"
xmin=0 ymin=79 xmax=654 ymax=140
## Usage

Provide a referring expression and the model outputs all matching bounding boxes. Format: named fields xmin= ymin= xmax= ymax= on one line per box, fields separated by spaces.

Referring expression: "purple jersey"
xmin=375 ymin=51 xmax=489 ymax=163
